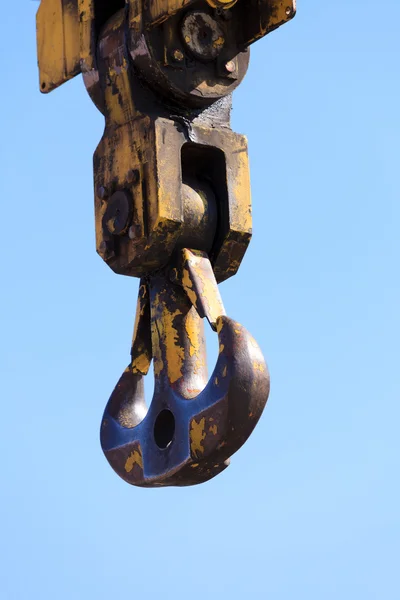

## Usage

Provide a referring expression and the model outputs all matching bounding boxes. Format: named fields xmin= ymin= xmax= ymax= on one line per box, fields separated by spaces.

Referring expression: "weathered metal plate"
xmin=36 ymin=0 xmax=81 ymax=92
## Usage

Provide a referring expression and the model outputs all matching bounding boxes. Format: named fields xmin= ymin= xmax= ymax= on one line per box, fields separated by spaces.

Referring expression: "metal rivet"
xmin=99 ymin=240 xmax=115 ymax=259
xmin=97 ymin=185 xmax=109 ymax=200
xmin=224 ymin=60 xmax=236 ymax=73
xmin=128 ymin=224 xmax=142 ymax=240
xmin=103 ymin=190 xmax=132 ymax=235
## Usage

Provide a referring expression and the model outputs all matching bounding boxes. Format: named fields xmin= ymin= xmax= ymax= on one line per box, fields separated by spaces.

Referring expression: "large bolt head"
xmin=103 ymin=190 xmax=132 ymax=236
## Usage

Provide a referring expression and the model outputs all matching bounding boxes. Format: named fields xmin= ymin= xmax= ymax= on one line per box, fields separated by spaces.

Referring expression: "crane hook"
xmin=36 ymin=0 xmax=297 ymax=487
xmin=101 ymin=249 xmax=270 ymax=487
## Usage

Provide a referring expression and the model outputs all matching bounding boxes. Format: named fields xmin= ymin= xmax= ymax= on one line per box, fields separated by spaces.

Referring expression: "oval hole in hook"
xmin=154 ymin=410 xmax=175 ymax=449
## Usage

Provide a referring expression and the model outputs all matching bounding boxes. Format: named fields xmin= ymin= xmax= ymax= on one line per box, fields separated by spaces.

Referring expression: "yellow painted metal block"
xmin=243 ymin=0 xmax=296 ymax=45
xmin=79 ymin=0 xmax=96 ymax=73
xmin=36 ymin=0 xmax=81 ymax=93
xmin=267 ymin=0 xmax=296 ymax=31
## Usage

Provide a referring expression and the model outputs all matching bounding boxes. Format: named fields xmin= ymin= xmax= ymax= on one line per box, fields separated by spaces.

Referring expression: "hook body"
xmin=101 ymin=265 xmax=269 ymax=486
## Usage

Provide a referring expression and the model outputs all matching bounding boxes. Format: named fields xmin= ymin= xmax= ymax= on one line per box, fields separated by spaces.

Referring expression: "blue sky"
xmin=1 ymin=1 xmax=399 ymax=598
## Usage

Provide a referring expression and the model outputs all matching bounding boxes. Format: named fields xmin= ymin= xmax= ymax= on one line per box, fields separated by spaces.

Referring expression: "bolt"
xmin=103 ymin=190 xmax=132 ymax=235
xmin=285 ymin=6 xmax=292 ymax=16
xmin=172 ymin=49 xmax=184 ymax=62
xmin=224 ymin=60 xmax=236 ymax=74
xmin=127 ymin=169 xmax=140 ymax=185
xmin=99 ymin=240 xmax=115 ymax=259
xmin=97 ymin=185 xmax=109 ymax=200
xmin=128 ymin=224 xmax=142 ymax=240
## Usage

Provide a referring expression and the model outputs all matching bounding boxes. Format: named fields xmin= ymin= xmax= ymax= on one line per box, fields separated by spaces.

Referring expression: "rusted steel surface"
xmin=36 ymin=0 xmax=296 ymax=487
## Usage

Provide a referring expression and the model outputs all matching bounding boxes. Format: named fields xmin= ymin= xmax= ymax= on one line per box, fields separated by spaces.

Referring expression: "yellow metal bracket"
xmin=36 ymin=0 xmax=296 ymax=92
xmin=36 ymin=0 xmax=95 ymax=92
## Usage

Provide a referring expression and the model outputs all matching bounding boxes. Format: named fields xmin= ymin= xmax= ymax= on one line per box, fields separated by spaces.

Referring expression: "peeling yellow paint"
xmin=153 ymin=355 xmax=164 ymax=376
xmin=182 ymin=266 xmax=197 ymax=308
xmin=253 ymin=361 xmax=266 ymax=372
xmin=213 ymin=36 xmax=225 ymax=49
xmin=162 ymin=305 xmax=184 ymax=384
xmin=150 ymin=291 xmax=184 ymax=382
xmin=124 ymin=449 xmax=143 ymax=473
xmin=190 ymin=417 xmax=206 ymax=457
xmin=185 ymin=309 xmax=201 ymax=359
xmin=216 ymin=317 xmax=225 ymax=334
xmin=131 ymin=353 xmax=151 ymax=374
xmin=209 ymin=424 xmax=217 ymax=435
